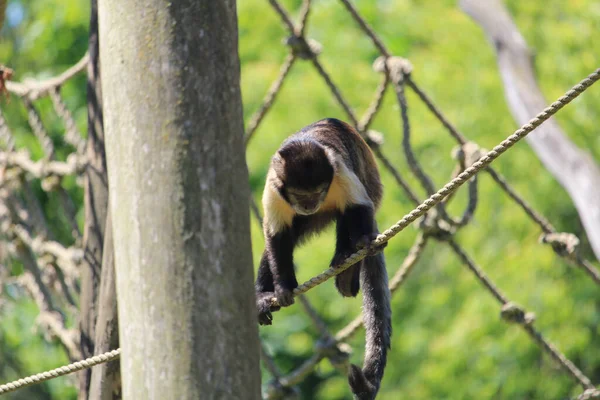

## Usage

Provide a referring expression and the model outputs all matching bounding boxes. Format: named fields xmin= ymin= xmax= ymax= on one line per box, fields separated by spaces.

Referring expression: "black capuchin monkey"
xmin=255 ymin=118 xmax=392 ymax=399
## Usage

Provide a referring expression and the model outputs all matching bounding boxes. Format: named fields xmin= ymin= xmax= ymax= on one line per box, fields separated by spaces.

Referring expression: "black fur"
xmin=256 ymin=118 xmax=391 ymax=399
xmin=333 ymin=204 xmax=375 ymax=297
xmin=256 ymin=211 xmax=336 ymax=325
xmin=348 ymin=251 xmax=391 ymax=399
xmin=274 ymin=139 xmax=334 ymax=192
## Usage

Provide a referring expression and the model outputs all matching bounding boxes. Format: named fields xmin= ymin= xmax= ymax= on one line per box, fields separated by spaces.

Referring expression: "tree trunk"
xmin=460 ymin=0 xmax=600 ymax=261
xmin=80 ymin=0 xmax=110 ymax=397
xmin=98 ymin=1 xmax=261 ymax=399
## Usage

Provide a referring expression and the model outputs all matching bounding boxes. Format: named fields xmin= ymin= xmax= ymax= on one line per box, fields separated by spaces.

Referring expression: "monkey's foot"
xmin=258 ymin=310 xmax=273 ymax=326
xmin=256 ymin=292 xmax=280 ymax=326
xmin=355 ymin=233 xmax=387 ymax=256
xmin=330 ymin=250 xmax=352 ymax=268
xmin=331 ymin=248 xmax=362 ymax=297
xmin=334 ymin=263 xmax=361 ymax=297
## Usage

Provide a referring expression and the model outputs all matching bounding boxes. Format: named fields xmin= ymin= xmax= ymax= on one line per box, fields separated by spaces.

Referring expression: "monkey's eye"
xmin=296 ymin=194 xmax=314 ymax=202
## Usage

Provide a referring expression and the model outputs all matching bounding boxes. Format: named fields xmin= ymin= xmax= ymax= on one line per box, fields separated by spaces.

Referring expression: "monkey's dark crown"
xmin=278 ymin=140 xmax=334 ymax=190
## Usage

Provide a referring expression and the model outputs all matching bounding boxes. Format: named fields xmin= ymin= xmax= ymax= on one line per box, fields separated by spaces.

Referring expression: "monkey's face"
xmin=286 ymin=184 xmax=329 ymax=215
xmin=272 ymin=139 xmax=335 ymax=215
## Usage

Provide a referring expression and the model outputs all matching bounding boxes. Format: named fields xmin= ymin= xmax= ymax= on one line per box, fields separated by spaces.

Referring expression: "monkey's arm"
xmin=265 ymin=228 xmax=297 ymax=307
xmin=255 ymin=253 xmax=280 ymax=325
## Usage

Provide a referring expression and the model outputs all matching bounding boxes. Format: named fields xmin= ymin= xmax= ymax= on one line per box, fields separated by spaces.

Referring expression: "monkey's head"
xmin=272 ymin=139 xmax=334 ymax=216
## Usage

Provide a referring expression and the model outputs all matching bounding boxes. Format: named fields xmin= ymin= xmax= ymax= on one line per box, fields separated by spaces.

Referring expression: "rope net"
xmin=0 ymin=0 xmax=598 ymax=398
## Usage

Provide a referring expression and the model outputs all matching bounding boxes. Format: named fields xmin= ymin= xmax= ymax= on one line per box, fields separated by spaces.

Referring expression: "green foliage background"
xmin=1 ymin=0 xmax=599 ymax=399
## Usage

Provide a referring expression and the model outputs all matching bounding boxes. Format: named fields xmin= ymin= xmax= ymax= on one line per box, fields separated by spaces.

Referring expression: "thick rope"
xmin=278 ymin=67 xmax=600 ymax=303
xmin=0 ymin=349 xmax=121 ymax=395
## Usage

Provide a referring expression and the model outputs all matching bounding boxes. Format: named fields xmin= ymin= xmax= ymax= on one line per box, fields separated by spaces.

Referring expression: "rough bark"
xmin=98 ymin=1 xmax=261 ymax=399
xmin=79 ymin=0 xmax=109 ymax=397
xmin=460 ymin=0 xmax=600 ymax=261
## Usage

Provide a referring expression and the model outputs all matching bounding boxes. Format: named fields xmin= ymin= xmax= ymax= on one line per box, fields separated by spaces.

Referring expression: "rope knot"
xmin=41 ymin=175 xmax=61 ymax=191
xmin=500 ymin=302 xmax=535 ymax=325
xmin=418 ymin=208 xmax=455 ymax=241
xmin=315 ymin=337 xmax=351 ymax=372
xmin=540 ymin=232 xmax=580 ymax=259
xmin=285 ymin=36 xmax=322 ymax=59
xmin=365 ymin=129 xmax=384 ymax=146
xmin=265 ymin=380 xmax=300 ymax=400
xmin=0 ymin=165 xmax=20 ymax=187
xmin=452 ymin=141 xmax=487 ymax=169
xmin=373 ymin=56 xmax=413 ymax=83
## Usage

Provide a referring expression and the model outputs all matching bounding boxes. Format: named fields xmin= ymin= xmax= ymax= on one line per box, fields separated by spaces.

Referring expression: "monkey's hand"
xmin=256 ymin=292 xmax=281 ymax=326
xmin=355 ymin=232 xmax=387 ymax=257
xmin=274 ymin=284 xmax=295 ymax=307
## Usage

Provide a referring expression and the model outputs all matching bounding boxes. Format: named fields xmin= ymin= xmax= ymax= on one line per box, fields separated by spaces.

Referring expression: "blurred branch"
xmin=460 ymin=0 xmax=600 ymax=261
xmin=89 ymin=214 xmax=120 ymax=400
xmin=83 ymin=0 xmax=118 ymax=397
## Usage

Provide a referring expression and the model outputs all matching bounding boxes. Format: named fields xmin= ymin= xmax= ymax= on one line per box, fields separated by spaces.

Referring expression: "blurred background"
xmin=1 ymin=0 xmax=599 ymax=399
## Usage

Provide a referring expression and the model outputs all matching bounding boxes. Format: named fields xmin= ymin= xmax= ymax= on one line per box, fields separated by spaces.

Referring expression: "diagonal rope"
xmin=448 ymin=239 xmax=594 ymax=389
xmin=273 ymin=67 xmax=600 ymax=304
xmin=0 ymin=349 xmax=121 ymax=395
xmin=244 ymin=53 xmax=297 ymax=145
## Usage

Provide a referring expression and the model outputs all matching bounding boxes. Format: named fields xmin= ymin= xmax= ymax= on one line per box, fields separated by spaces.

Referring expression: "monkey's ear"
xmin=272 ymin=152 xmax=285 ymax=167
xmin=277 ymin=146 xmax=295 ymax=160
xmin=271 ymin=153 xmax=286 ymax=179
xmin=323 ymin=147 xmax=340 ymax=170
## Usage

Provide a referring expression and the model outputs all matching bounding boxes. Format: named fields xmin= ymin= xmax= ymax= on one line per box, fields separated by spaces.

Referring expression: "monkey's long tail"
xmin=348 ymin=251 xmax=392 ymax=400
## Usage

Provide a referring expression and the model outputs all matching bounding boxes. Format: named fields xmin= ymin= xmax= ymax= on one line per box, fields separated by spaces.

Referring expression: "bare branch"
xmin=460 ymin=0 xmax=600 ymax=261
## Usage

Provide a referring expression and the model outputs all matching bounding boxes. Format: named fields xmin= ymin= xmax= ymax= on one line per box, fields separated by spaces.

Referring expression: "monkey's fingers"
xmin=257 ymin=292 xmax=280 ymax=325
xmin=274 ymin=287 xmax=295 ymax=307
xmin=258 ymin=311 xmax=273 ymax=326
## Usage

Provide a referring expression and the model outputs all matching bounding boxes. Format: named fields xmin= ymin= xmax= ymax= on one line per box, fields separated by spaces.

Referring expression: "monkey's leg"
xmin=255 ymin=253 xmax=280 ymax=325
xmin=266 ymin=228 xmax=298 ymax=308
xmin=332 ymin=211 xmax=362 ymax=297
xmin=333 ymin=205 xmax=387 ymax=297
xmin=345 ymin=204 xmax=387 ymax=255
